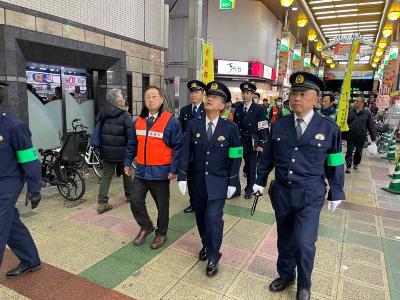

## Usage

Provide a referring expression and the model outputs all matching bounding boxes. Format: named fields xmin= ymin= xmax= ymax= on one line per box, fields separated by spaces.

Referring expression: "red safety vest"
xmin=271 ymin=106 xmax=279 ymax=124
xmin=135 ymin=111 xmax=173 ymax=165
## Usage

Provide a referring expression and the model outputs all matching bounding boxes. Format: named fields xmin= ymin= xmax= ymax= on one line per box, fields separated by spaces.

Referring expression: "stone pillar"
xmin=187 ymin=0 xmax=203 ymax=88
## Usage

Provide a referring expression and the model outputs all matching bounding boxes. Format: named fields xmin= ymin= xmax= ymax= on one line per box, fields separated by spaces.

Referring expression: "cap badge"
xmin=191 ymin=82 xmax=197 ymax=88
xmin=295 ymin=75 xmax=305 ymax=84
xmin=217 ymin=136 xmax=225 ymax=141
xmin=315 ymin=133 xmax=325 ymax=140
xmin=211 ymin=83 xmax=218 ymax=90
xmin=244 ymin=84 xmax=248 ymax=89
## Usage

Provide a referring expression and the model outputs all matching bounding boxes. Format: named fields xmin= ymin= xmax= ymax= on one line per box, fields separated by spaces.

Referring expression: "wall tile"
xmin=36 ymin=18 xmax=62 ymax=36
xmin=85 ymin=30 xmax=105 ymax=46
xmin=154 ymin=62 xmax=164 ymax=75
xmin=62 ymin=25 xmax=85 ymax=42
xmin=136 ymin=100 xmax=142 ymax=115
xmin=150 ymin=74 xmax=161 ymax=88
xmin=0 ymin=8 xmax=4 ymax=24
xmin=142 ymin=59 xmax=154 ymax=74
xmin=121 ymin=40 xmax=136 ymax=56
xmin=5 ymin=10 xmax=36 ymax=31
xmin=132 ymin=87 xmax=142 ymax=103
xmin=132 ymin=72 xmax=142 ymax=87
xmin=127 ymin=56 xmax=142 ymax=73
xmin=105 ymin=36 xmax=122 ymax=50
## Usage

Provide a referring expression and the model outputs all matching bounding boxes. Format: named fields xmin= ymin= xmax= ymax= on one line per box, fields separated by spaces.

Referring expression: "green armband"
xmin=16 ymin=147 xmax=38 ymax=163
xmin=327 ymin=152 xmax=344 ymax=166
xmin=229 ymin=147 xmax=243 ymax=158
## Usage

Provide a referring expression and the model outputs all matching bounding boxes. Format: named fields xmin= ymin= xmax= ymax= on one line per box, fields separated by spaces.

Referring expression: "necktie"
xmin=149 ymin=116 xmax=155 ymax=125
xmin=192 ymin=106 xmax=198 ymax=117
xmin=296 ymin=118 xmax=304 ymax=140
xmin=243 ymin=107 xmax=247 ymax=115
xmin=207 ymin=121 xmax=213 ymax=142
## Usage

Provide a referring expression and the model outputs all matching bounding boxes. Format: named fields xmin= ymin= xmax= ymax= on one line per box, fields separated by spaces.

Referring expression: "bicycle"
xmin=39 ymin=147 xmax=86 ymax=202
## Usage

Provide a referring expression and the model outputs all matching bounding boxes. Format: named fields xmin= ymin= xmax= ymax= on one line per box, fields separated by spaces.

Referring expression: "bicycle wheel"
xmin=92 ymin=149 xmax=103 ymax=179
xmin=57 ymin=167 xmax=86 ymax=201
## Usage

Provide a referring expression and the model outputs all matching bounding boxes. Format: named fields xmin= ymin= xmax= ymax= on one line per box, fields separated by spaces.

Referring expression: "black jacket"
xmin=98 ymin=104 xmax=133 ymax=162
xmin=347 ymin=108 xmax=376 ymax=143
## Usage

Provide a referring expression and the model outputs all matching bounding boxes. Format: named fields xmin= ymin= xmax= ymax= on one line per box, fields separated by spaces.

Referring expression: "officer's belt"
xmin=276 ymin=178 xmax=324 ymax=189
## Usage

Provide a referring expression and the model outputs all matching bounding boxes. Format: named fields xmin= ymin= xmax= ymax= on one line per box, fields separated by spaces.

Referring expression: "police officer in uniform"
xmin=0 ymin=81 xmax=42 ymax=278
xmin=179 ymin=80 xmax=206 ymax=213
xmin=178 ymin=81 xmax=242 ymax=277
xmin=233 ymin=82 xmax=268 ymax=199
xmin=253 ymin=72 xmax=345 ymax=300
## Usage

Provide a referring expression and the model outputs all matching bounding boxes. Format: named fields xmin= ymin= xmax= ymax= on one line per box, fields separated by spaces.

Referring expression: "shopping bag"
xmin=367 ymin=143 xmax=378 ymax=155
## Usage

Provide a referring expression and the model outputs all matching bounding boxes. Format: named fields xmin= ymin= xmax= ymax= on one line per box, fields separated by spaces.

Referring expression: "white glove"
xmin=227 ymin=186 xmax=236 ymax=198
xmin=178 ymin=181 xmax=187 ymax=196
xmin=327 ymin=200 xmax=343 ymax=212
xmin=252 ymin=184 xmax=264 ymax=195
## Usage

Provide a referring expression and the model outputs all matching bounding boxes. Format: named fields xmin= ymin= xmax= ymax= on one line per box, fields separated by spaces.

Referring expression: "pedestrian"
xmin=253 ymin=92 xmax=261 ymax=103
xmin=124 ymin=86 xmax=182 ymax=249
xmin=261 ymin=98 xmax=270 ymax=118
xmin=233 ymin=82 xmax=268 ymax=199
xmin=282 ymin=98 xmax=292 ymax=116
xmin=179 ymin=80 xmax=206 ymax=213
xmin=253 ymin=72 xmax=345 ymax=300
xmin=269 ymin=97 xmax=284 ymax=124
xmin=96 ymin=89 xmax=134 ymax=214
xmin=178 ymin=81 xmax=242 ymax=276
xmin=221 ymin=98 xmax=234 ymax=121
xmin=0 ymin=80 xmax=42 ymax=278
xmin=319 ymin=95 xmax=337 ymax=120
xmin=345 ymin=96 xmax=376 ymax=173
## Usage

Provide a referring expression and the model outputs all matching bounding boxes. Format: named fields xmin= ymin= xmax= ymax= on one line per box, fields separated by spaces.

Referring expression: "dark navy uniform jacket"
xmin=233 ymin=101 xmax=268 ymax=146
xmin=179 ymin=103 xmax=205 ymax=133
xmin=178 ymin=117 xmax=242 ymax=200
xmin=0 ymin=113 xmax=42 ymax=193
xmin=255 ymin=113 xmax=345 ymax=201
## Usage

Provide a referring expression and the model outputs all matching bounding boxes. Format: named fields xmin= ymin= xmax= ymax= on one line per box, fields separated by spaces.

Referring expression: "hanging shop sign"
xmin=324 ymin=71 xmax=374 ymax=80
xmin=293 ymin=43 xmax=302 ymax=61
xmin=201 ymin=43 xmax=214 ymax=84
xmin=311 ymin=54 xmax=320 ymax=67
xmin=303 ymin=53 xmax=311 ymax=68
xmin=219 ymin=0 xmax=236 ymax=10
xmin=280 ymin=32 xmax=290 ymax=52
xmin=263 ymin=65 xmax=273 ymax=80
xmin=390 ymin=43 xmax=399 ymax=60
xmin=217 ymin=60 xmax=249 ymax=76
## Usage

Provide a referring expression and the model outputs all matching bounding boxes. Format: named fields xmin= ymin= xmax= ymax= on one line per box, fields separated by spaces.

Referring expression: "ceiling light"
xmin=371 ymin=62 xmax=377 ymax=68
xmin=309 ymin=0 xmax=344 ymax=3
xmin=318 ymin=14 xmax=357 ymax=19
xmin=359 ymin=1 xmax=384 ymax=5
xmin=383 ymin=24 xmax=393 ymax=37
xmin=292 ymin=6 xmax=298 ymax=10
xmin=315 ymin=9 xmax=358 ymax=15
xmin=312 ymin=5 xmax=334 ymax=9
xmin=297 ymin=15 xmax=308 ymax=27
xmin=388 ymin=4 xmax=400 ymax=21
xmin=373 ymin=56 xmax=380 ymax=63
xmin=326 ymin=58 xmax=333 ymax=64
xmin=378 ymin=38 xmax=387 ymax=49
xmin=280 ymin=0 xmax=295 ymax=7
xmin=316 ymin=41 xmax=323 ymax=51
xmin=329 ymin=63 xmax=336 ymax=69
xmin=376 ymin=49 xmax=384 ymax=56
xmin=308 ymin=31 xmax=318 ymax=41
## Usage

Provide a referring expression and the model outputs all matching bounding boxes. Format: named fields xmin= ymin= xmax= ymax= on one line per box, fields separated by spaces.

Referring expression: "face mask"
xmin=276 ymin=101 xmax=282 ymax=106
xmin=0 ymin=88 xmax=5 ymax=105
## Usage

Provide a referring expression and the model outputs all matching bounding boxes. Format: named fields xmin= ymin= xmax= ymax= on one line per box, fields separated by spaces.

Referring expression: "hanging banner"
xmin=201 ymin=43 xmax=214 ymax=84
xmin=280 ymin=32 xmax=290 ymax=52
xmin=293 ymin=43 xmax=302 ymax=61
xmin=336 ymin=39 xmax=359 ymax=132
xmin=390 ymin=43 xmax=398 ymax=60
xmin=303 ymin=53 xmax=311 ymax=68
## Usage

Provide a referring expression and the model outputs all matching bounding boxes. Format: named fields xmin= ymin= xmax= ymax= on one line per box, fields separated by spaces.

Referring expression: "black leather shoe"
xmin=184 ymin=205 xmax=194 ymax=213
xmin=206 ymin=260 xmax=219 ymax=277
xmin=268 ymin=277 xmax=295 ymax=292
xmin=296 ymin=288 xmax=310 ymax=300
xmin=244 ymin=192 xmax=252 ymax=199
xmin=6 ymin=264 xmax=41 ymax=279
xmin=199 ymin=247 xmax=207 ymax=261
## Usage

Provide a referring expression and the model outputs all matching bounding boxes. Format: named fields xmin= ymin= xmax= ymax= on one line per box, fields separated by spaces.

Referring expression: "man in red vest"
xmin=124 ymin=86 xmax=182 ymax=249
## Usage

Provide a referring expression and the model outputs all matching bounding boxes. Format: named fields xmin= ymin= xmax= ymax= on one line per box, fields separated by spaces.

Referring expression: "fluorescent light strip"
xmin=324 ymin=29 xmax=377 ymax=34
xmin=313 ymin=1 xmax=383 ymax=10
xmin=315 ymin=9 xmax=358 ymax=15
xmin=323 ymin=25 xmax=378 ymax=32
xmin=320 ymin=21 xmax=379 ymax=27
xmin=317 ymin=12 xmax=381 ymax=19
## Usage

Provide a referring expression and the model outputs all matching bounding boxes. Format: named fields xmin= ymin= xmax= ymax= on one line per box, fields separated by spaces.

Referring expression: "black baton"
xmin=250 ymin=191 xmax=262 ymax=216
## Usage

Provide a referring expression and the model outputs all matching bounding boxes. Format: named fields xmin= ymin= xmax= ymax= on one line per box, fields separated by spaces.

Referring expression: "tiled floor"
xmin=1 ymin=151 xmax=400 ymax=299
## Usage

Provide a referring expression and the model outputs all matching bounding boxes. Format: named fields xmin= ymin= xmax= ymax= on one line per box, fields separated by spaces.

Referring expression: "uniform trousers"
xmin=243 ymin=139 xmax=257 ymax=194
xmin=345 ymin=138 xmax=365 ymax=168
xmin=192 ymin=194 xmax=225 ymax=262
xmin=130 ymin=177 xmax=170 ymax=236
xmin=0 ymin=185 xmax=40 ymax=268
xmin=272 ymin=182 xmax=324 ymax=289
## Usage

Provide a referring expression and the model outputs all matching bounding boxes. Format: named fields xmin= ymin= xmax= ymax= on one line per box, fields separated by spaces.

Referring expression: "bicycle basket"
xmin=59 ymin=131 xmax=88 ymax=164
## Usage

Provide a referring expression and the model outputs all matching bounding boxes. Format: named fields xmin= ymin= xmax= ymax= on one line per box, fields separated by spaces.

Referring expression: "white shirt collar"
xmin=206 ymin=116 xmax=219 ymax=127
xmin=294 ymin=109 xmax=314 ymax=126
xmin=148 ymin=112 xmax=158 ymax=119
xmin=244 ymin=101 xmax=252 ymax=109
xmin=192 ymin=103 xmax=201 ymax=109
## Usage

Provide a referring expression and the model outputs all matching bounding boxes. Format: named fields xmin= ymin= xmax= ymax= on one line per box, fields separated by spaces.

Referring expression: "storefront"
xmin=214 ymin=59 xmax=277 ymax=103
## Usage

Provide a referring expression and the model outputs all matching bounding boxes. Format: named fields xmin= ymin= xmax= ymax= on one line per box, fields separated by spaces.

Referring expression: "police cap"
xmin=239 ymin=82 xmax=257 ymax=93
xmin=289 ymin=72 xmax=325 ymax=93
xmin=205 ymin=81 xmax=231 ymax=103
xmin=187 ymin=80 xmax=206 ymax=92
xmin=0 ymin=81 xmax=9 ymax=87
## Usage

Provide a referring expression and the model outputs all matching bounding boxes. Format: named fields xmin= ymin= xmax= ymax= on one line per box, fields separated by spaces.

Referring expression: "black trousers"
xmin=345 ymin=138 xmax=365 ymax=168
xmin=130 ymin=177 xmax=170 ymax=236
